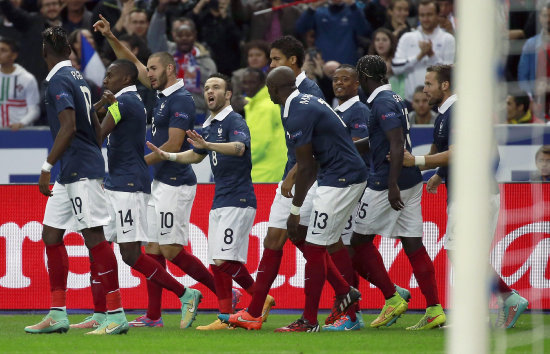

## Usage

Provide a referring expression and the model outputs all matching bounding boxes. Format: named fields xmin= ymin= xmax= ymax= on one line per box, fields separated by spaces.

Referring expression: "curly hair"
xmin=357 ymin=55 xmax=388 ymax=84
xmin=42 ymin=26 xmax=71 ymax=58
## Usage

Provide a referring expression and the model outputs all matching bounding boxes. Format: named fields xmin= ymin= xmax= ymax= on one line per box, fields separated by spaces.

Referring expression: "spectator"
xmin=518 ymin=1 xmax=550 ymax=96
xmin=68 ymin=28 xmax=98 ymax=59
xmin=383 ymin=0 xmax=411 ymax=40
xmin=392 ymin=0 xmax=455 ymax=102
xmin=127 ymin=9 xmax=149 ymax=39
xmin=531 ymin=145 xmax=550 ymax=181
xmin=436 ymin=0 xmax=454 ymax=34
xmin=61 ymin=0 xmax=93 ymax=33
xmin=231 ymin=39 xmax=270 ymax=98
xmin=296 ymin=0 xmax=371 ymax=65
xmin=173 ymin=20 xmax=217 ymax=114
xmin=410 ymin=85 xmax=436 ymax=124
xmin=506 ymin=91 xmax=542 ymax=124
xmin=91 ymin=0 xmax=125 ymax=49
xmin=363 ymin=0 xmax=390 ymax=31
xmin=0 ymin=0 xmax=63 ymax=82
xmin=368 ymin=27 xmax=405 ymax=98
xmin=0 ymin=37 xmax=39 ymax=130
xmin=245 ymin=0 xmax=301 ymax=42
xmin=241 ymin=68 xmax=286 ymax=182
xmin=191 ymin=0 xmax=241 ymax=75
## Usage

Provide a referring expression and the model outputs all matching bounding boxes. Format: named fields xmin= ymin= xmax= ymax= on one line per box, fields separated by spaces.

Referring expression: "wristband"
xmin=290 ymin=204 xmax=301 ymax=216
xmin=414 ymin=155 xmax=426 ymax=167
xmin=168 ymin=153 xmax=177 ymax=162
xmin=41 ymin=161 xmax=53 ymax=172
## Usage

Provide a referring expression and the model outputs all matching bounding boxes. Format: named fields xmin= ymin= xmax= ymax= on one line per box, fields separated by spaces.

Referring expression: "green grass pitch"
xmin=0 ymin=312 xmax=548 ymax=353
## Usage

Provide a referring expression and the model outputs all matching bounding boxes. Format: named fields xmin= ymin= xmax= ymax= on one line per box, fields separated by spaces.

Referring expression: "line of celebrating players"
xmin=26 ymin=19 xmax=528 ymax=336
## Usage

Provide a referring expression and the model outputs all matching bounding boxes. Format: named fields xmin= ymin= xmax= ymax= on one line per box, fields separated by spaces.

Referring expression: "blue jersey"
xmin=151 ymin=80 xmax=196 ymax=186
xmin=433 ymin=104 xmax=452 ymax=187
xmin=44 ymin=61 xmax=104 ymax=184
xmin=365 ymin=84 xmax=422 ymax=191
xmin=104 ymin=86 xmax=150 ymax=193
xmin=284 ymin=91 xmax=367 ymax=187
xmin=282 ymin=72 xmax=326 ymax=179
xmin=335 ymin=96 xmax=370 ymax=166
xmin=194 ymin=106 xmax=256 ymax=210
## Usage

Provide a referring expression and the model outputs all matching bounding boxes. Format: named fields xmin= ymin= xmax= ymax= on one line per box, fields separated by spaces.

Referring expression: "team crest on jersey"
xmin=160 ymin=101 xmax=166 ymax=110
xmin=439 ymin=120 xmax=445 ymax=134
xmin=218 ymin=127 xmax=223 ymax=136
xmin=56 ymin=92 xmax=69 ymax=100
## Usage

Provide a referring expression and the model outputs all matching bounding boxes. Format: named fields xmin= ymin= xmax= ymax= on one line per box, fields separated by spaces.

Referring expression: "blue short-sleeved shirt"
xmin=194 ymin=106 xmax=256 ymax=210
xmin=365 ymin=84 xmax=422 ymax=191
xmin=44 ymin=61 xmax=104 ymax=184
xmin=283 ymin=90 xmax=367 ymax=187
xmin=282 ymin=72 xmax=326 ymax=179
xmin=151 ymin=80 xmax=197 ymax=186
xmin=104 ymin=85 xmax=151 ymax=193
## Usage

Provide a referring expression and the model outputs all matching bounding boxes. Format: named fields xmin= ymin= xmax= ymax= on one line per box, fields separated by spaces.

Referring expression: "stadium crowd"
xmin=1 ymin=0 xmax=549 ymax=132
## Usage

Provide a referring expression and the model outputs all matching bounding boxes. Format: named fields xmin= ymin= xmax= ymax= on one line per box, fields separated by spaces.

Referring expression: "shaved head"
xmin=266 ymin=66 xmax=295 ymax=89
xmin=266 ymin=66 xmax=296 ymax=105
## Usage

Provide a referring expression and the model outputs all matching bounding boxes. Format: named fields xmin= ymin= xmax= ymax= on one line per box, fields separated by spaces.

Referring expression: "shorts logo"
xmin=56 ymin=92 xmax=69 ymax=100
xmin=122 ymin=229 xmax=132 ymax=234
xmin=221 ymin=248 xmax=231 ymax=251
xmin=311 ymin=231 xmax=322 ymax=235
xmin=160 ymin=231 xmax=170 ymax=235
xmin=381 ymin=112 xmax=396 ymax=120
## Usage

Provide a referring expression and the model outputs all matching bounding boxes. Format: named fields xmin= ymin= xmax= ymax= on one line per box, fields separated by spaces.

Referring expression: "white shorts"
xmin=267 ymin=181 xmax=317 ymax=229
xmin=207 ymin=206 xmax=256 ymax=264
xmin=445 ymin=192 xmax=500 ymax=250
xmin=43 ymin=179 xmax=110 ymax=232
xmin=353 ymin=182 xmax=423 ymax=238
xmin=104 ymin=190 xmax=149 ymax=244
xmin=340 ymin=202 xmax=360 ymax=246
xmin=306 ymin=182 xmax=367 ymax=246
xmin=147 ymin=180 xmax=196 ymax=245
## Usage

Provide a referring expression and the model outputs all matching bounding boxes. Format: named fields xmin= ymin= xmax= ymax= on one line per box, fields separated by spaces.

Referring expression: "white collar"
xmin=366 ymin=84 xmax=392 ymax=104
xmin=114 ymin=85 xmax=137 ymax=98
xmin=335 ymin=95 xmax=360 ymax=112
xmin=295 ymin=71 xmax=306 ymax=87
xmin=283 ymin=89 xmax=300 ymax=118
xmin=438 ymin=94 xmax=457 ymax=114
xmin=203 ymin=105 xmax=233 ymax=127
xmin=45 ymin=60 xmax=72 ymax=82
xmin=160 ymin=79 xmax=184 ymax=97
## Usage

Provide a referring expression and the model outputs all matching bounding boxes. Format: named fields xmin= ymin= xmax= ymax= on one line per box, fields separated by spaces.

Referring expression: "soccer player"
xmin=70 ymin=60 xmax=202 ymax=330
xmin=94 ymin=15 xmax=214 ymax=328
xmin=25 ymin=27 xmax=128 ymax=335
xmin=353 ymin=55 xmax=445 ymax=330
xmin=402 ymin=64 xmax=529 ymax=328
xmin=269 ymin=66 xmax=366 ymax=332
xmin=147 ymin=73 xmax=257 ymax=331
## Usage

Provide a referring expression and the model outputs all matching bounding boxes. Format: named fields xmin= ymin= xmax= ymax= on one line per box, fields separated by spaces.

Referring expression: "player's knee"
xmin=159 ymin=244 xmax=183 ymax=261
xmin=400 ymin=237 xmax=424 ymax=255
xmin=263 ymin=228 xmax=287 ymax=250
xmin=41 ymin=225 xmax=64 ymax=245
xmin=212 ymin=259 xmax=225 ymax=266
xmin=119 ymin=243 xmax=141 ymax=266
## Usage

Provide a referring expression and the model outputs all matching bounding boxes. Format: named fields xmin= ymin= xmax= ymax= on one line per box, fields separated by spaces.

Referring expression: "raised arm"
xmin=93 ymin=14 xmax=151 ymax=89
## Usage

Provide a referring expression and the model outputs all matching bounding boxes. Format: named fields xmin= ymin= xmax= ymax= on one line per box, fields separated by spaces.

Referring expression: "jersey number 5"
xmin=80 ymin=86 xmax=92 ymax=125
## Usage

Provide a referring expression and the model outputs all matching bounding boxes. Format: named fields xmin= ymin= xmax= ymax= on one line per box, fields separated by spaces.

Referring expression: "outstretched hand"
xmin=93 ymin=14 xmax=112 ymax=37
xmin=146 ymin=141 xmax=170 ymax=160
xmin=186 ymin=130 xmax=208 ymax=150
